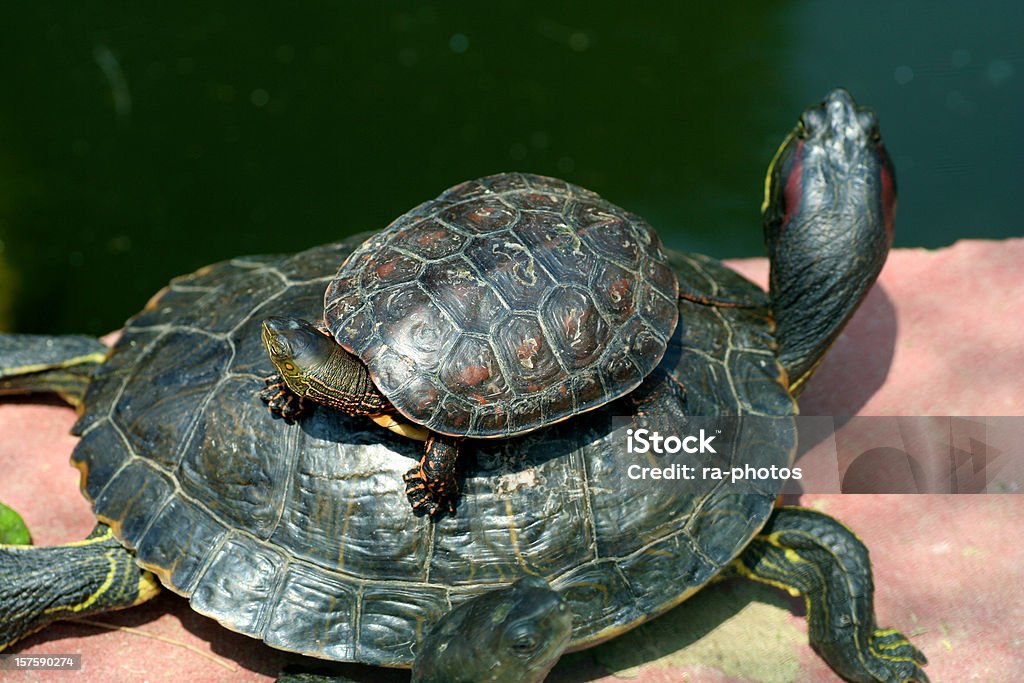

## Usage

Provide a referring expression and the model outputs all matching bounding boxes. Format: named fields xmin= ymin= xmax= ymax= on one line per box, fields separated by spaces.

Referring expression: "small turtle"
xmin=260 ymin=171 xmax=680 ymax=515
xmin=0 ymin=90 xmax=924 ymax=682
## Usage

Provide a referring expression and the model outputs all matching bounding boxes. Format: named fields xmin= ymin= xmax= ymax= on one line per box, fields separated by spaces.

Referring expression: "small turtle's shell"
xmin=324 ymin=173 xmax=679 ymax=438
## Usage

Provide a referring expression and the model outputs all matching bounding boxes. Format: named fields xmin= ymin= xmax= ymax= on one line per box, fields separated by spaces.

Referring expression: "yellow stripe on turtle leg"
xmin=726 ymin=507 xmax=928 ymax=682
xmin=0 ymin=523 xmax=158 ymax=651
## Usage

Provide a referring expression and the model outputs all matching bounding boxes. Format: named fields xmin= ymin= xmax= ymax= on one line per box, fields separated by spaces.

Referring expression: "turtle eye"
xmin=858 ymin=111 xmax=880 ymax=141
xmin=511 ymin=634 xmax=538 ymax=655
xmin=507 ymin=623 xmax=540 ymax=656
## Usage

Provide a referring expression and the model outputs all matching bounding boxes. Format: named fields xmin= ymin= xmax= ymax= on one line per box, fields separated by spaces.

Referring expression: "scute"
xmin=464 ymin=230 xmax=556 ymax=310
xmin=542 ymin=285 xmax=609 ymax=369
xmin=515 ymin=211 xmax=598 ymax=287
xmin=419 ymin=257 xmax=507 ymax=334
xmin=490 ymin=314 xmax=563 ymax=391
xmin=67 ymin=234 xmax=794 ymax=668
xmin=324 ymin=173 xmax=680 ymax=438
xmin=439 ymin=198 xmax=517 ymax=234
xmin=396 ymin=218 xmax=468 ymax=260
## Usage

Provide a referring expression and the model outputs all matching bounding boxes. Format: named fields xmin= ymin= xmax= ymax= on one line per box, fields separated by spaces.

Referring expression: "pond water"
xmin=1 ymin=2 xmax=1020 ymax=334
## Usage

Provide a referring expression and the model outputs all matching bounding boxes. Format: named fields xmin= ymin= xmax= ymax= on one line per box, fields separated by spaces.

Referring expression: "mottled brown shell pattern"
xmin=324 ymin=173 xmax=679 ymax=438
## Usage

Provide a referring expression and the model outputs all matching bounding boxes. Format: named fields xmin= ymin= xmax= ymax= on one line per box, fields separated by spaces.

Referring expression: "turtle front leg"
xmin=259 ymin=373 xmax=311 ymax=423
xmin=403 ymin=434 xmax=460 ymax=517
xmin=729 ymin=507 xmax=929 ymax=683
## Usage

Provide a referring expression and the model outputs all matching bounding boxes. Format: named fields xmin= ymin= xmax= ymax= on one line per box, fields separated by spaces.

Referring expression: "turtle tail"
xmin=0 ymin=334 xmax=108 ymax=406
xmin=0 ymin=524 xmax=159 ymax=650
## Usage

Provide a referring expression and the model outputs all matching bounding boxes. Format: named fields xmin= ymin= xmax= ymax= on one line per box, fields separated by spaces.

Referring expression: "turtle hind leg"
xmin=728 ymin=507 xmax=928 ymax=683
xmin=403 ymin=434 xmax=461 ymax=517
xmin=0 ymin=523 xmax=159 ymax=650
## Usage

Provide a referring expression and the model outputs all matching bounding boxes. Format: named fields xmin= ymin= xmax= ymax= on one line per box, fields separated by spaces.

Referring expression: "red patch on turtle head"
xmin=878 ymin=145 xmax=897 ymax=246
xmin=781 ymin=139 xmax=805 ymax=232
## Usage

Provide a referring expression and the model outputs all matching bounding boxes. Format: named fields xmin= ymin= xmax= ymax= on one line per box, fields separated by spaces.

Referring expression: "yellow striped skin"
xmin=0 ymin=525 xmax=158 ymax=651
xmin=727 ymin=507 xmax=928 ymax=682
xmin=0 ymin=334 xmax=108 ymax=406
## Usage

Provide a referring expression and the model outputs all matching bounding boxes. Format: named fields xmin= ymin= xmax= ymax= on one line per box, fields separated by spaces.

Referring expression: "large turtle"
xmin=259 ymin=171 xmax=680 ymax=516
xmin=0 ymin=89 xmax=925 ymax=682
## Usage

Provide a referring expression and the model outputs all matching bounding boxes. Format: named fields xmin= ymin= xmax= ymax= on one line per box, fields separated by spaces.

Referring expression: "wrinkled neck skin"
xmin=297 ymin=344 xmax=389 ymax=415
xmin=763 ymin=92 xmax=896 ymax=394
xmin=265 ymin=322 xmax=388 ymax=416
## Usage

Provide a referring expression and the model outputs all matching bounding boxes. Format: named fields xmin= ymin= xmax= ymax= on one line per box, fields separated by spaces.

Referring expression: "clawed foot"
xmin=815 ymin=624 xmax=929 ymax=683
xmin=259 ymin=374 xmax=310 ymax=423
xmin=403 ymin=463 xmax=458 ymax=517
xmin=852 ymin=627 xmax=930 ymax=683
xmin=403 ymin=435 xmax=460 ymax=517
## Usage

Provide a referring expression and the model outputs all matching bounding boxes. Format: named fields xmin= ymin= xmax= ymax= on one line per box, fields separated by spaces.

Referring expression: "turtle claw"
xmin=853 ymin=627 xmax=930 ymax=683
xmin=259 ymin=374 xmax=310 ymax=423
xmin=405 ymin=478 xmax=440 ymax=517
xmin=403 ymin=462 xmax=458 ymax=517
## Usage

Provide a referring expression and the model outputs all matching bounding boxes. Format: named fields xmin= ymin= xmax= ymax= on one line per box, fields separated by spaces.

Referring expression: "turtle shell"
xmin=69 ymin=235 xmax=794 ymax=667
xmin=323 ymin=173 xmax=679 ymax=438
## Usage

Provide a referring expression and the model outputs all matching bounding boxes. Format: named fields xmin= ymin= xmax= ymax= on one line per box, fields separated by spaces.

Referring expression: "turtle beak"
xmin=261 ymin=319 xmax=287 ymax=356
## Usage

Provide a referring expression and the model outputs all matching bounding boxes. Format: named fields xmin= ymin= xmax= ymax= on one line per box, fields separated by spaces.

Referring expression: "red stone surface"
xmin=1 ymin=239 xmax=1022 ymax=682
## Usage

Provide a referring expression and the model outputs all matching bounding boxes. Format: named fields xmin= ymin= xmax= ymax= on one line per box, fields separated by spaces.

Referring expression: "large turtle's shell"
xmin=323 ymin=173 xmax=679 ymax=438
xmin=69 ymin=235 xmax=794 ymax=667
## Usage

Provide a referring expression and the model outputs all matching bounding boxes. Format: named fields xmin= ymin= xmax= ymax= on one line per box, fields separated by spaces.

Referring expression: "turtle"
xmin=259 ymin=171 xmax=680 ymax=516
xmin=0 ymin=89 xmax=926 ymax=682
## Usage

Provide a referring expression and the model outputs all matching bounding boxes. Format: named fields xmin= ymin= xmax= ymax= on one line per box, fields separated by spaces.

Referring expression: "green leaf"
xmin=0 ymin=501 xmax=32 ymax=545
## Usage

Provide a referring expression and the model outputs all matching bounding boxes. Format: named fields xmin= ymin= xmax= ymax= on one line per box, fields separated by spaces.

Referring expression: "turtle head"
xmin=412 ymin=576 xmax=573 ymax=683
xmin=762 ymin=88 xmax=897 ymax=392
xmin=492 ymin=577 xmax=573 ymax=678
xmin=260 ymin=317 xmax=337 ymax=395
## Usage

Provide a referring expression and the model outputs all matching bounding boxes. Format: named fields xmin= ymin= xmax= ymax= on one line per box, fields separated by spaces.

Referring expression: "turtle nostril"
xmin=858 ymin=111 xmax=880 ymax=140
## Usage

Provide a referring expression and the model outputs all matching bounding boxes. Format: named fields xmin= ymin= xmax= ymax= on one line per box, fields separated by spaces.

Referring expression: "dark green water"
xmin=2 ymin=3 xmax=1021 ymax=334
